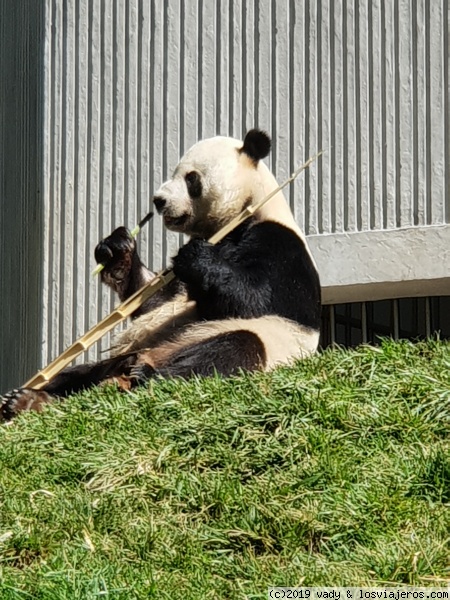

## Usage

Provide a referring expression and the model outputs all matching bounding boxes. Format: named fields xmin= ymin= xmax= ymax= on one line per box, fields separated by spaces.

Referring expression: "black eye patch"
xmin=185 ymin=171 xmax=202 ymax=198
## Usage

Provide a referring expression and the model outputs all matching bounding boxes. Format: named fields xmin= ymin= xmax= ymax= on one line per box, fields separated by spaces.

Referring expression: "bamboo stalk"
xmin=23 ymin=151 xmax=323 ymax=389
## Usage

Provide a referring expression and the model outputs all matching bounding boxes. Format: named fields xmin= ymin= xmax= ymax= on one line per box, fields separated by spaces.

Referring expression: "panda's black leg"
xmin=0 ymin=353 xmax=137 ymax=421
xmin=155 ymin=330 xmax=267 ymax=379
xmin=42 ymin=353 xmax=137 ymax=396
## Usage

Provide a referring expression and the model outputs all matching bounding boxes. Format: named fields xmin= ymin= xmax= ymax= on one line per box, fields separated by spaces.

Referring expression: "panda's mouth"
xmin=163 ymin=214 xmax=189 ymax=230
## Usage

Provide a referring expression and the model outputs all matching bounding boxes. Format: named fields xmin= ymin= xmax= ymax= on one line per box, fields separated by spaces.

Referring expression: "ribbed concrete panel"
xmin=2 ymin=0 xmax=447 ymax=381
xmin=0 ymin=1 xmax=44 ymax=390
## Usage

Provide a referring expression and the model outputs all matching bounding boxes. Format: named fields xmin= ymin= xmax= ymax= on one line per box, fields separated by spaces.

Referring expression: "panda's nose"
xmin=153 ymin=196 xmax=166 ymax=212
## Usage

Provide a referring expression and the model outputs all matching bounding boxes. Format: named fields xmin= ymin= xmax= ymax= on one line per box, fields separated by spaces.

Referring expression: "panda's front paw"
xmin=172 ymin=239 xmax=217 ymax=286
xmin=95 ymin=226 xmax=136 ymax=270
xmin=95 ymin=227 xmax=137 ymax=289
xmin=0 ymin=388 xmax=53 ymax=422
xmin=129 ymin=364 xmax=156 ymax=388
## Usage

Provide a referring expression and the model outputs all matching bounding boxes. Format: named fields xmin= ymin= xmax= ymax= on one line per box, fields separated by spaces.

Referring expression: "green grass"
xmin=0 ymin=339 xmax=449 ymax=599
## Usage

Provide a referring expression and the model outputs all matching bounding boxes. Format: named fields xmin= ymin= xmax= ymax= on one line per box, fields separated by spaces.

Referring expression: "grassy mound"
xmin=0 ymin=339 xmax=449 ymax=598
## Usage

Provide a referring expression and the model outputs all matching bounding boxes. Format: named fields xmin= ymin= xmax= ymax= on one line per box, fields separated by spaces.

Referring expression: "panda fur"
xmin=0 ymin=129 xmax=321 ymax=420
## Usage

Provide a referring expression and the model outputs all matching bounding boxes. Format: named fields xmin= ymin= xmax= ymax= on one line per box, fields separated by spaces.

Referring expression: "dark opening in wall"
xmin=320 ymin=296 xmax=450 ymax=348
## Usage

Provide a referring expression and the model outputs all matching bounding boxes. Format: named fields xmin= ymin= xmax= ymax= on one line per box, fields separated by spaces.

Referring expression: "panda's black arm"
xmin=172 ymin=220 xmax=321 ymax=325
xmin=172 ymin=236 xmax=273 ymax=319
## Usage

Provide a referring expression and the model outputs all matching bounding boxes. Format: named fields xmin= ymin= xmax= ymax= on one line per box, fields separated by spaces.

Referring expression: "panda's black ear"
xmin=240 ymin=129 xmax=271 ymax=164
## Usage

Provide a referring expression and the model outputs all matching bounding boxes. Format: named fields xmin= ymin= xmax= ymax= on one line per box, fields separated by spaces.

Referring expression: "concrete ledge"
xmin=307 ymin=225 xmax=450 ymax=304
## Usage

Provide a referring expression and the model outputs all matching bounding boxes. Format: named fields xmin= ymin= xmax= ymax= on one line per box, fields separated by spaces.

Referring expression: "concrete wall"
xmin=0 ymin=0 xmax=449 ymax=390
xmin=0 ymin=0 xmax=44 ymax=390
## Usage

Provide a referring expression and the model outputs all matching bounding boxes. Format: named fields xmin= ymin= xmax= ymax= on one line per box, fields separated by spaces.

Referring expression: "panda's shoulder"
xmin=240 ymin=218 xmax=305 ymax=249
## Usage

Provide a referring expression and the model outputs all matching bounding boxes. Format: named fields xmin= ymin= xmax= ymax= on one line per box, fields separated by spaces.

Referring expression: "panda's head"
xmin=153 ymin=129 xmax=275 ymax=239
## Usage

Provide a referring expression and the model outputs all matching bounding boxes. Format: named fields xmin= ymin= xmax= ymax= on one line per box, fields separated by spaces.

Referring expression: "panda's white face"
xmin=153 ymin=134 xmax=267 ymax=239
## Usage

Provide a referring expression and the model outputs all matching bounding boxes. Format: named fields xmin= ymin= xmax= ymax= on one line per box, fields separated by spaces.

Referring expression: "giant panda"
xmin=0 ymin=129 xmax=321 ymax=420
